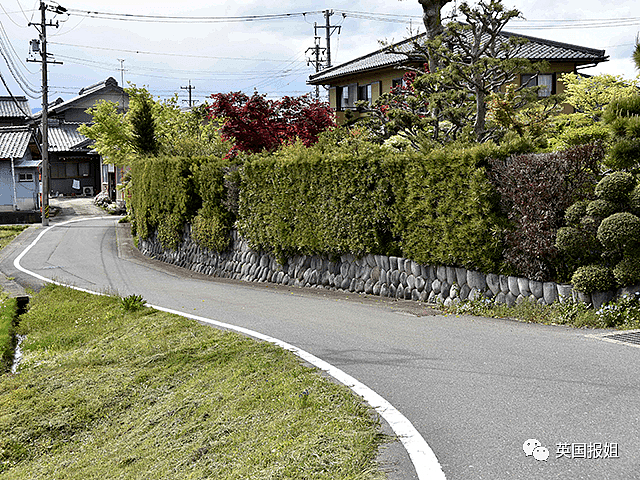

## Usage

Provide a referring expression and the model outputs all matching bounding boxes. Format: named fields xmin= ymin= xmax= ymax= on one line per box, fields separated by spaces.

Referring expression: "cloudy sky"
xmin=1 ymin=0 xmax=638 ymax=111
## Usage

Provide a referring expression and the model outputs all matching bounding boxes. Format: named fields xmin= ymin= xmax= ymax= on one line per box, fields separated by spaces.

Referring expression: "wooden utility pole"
xmin=28 ymin=1 xmax=64 ymax=226
xmin=181 ymin=80 xmax=196 ymax=108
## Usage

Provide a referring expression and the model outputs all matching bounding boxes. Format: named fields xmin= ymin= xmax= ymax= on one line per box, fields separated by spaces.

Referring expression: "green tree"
xmin=129 ymin=95 xmax=159 ymax=156
xmin=80 ymin=86 xmax=229 ymax=166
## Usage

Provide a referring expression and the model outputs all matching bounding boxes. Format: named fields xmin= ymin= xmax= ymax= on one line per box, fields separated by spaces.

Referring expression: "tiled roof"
xmin=0 ymin=97 xmax=31 ymax=118
xmin=32 ymin=77 xmax=124 ymax=120
xmin=309 ymin=29 xmax=607 ymax=84
xmin=48 ymin=124 xmax=93 ymax=152
xmin=0 ymin=127 xmax=31 ymax=158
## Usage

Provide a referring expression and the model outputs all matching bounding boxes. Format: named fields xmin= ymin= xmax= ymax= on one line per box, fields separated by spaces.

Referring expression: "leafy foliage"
xmin=237 ymin=132 xmax=396 ymax=259
xmin=489 ymin=144 xmax=603 ymax=281
xmin=571 ymin=264 xmax=617 ymax=294
xmin=129 ymin=95 xmax=159 ymax=156
xmin=206 ymin=92 xmax=335 ymax=157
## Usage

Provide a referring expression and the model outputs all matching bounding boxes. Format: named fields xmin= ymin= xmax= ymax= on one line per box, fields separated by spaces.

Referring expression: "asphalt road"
xmin=2 ymin=212 xmax=639 ymax=480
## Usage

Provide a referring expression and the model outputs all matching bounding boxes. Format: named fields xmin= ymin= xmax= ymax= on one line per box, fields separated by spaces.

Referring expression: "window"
xmin=522 ymin=73 xmax=555 ymax=97
xmin=18 ymin=172 xmax=33 ymax=182
xmin=337 ymin=84 xmax=357 ymax=110
xmin=358 ymin=84 xmax=372 ymax=106
xmin=51 ymin=161 xmax=91 ymax=179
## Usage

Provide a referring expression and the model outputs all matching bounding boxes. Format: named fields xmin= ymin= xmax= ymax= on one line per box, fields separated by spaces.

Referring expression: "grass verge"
xmin=0 ymin=297 xmax=16 ymax=373
xmin=0 ymin=226 xmax=27 ymax=251
xmin=0 ymin=285 xmax=388 ymax=479
xmin=441 ymin=296 xmax=640 ymax=330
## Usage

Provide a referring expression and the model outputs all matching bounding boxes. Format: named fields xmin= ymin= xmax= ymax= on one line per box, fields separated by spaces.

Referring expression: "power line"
xmin=48 ymin=41 xmax=307 ymax=63
xmin=65 ymin=8 xmax=326 ymax=24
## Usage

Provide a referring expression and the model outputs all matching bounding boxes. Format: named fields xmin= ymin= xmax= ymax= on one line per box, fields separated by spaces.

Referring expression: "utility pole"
xmin=181 ymin=80 xmax=196 ymax=108
xmin=314 ymin=10 xmax=341 ymax=69
xmin=117 ymin=58 xmax=125 ymax=87
xmin=28 ymin=1 xmax=64 ymax=227
xmin=306 ymin=37 xmax=325 ymax=100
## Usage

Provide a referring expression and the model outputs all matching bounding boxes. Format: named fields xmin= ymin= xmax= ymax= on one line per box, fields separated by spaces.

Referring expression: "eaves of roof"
xmin=0 ymin=97 xmax=31 ymax=118
xmin=47 ymin=124 xmax=94 ymax=153
xmin=0 ymin=127 xmax=31 ymax=158
xmin=309 ymin=29 xmax=608 ymax=85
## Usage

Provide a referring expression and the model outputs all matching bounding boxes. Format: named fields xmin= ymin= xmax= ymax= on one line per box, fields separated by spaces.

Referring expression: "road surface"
xmin=2 ymin=212 xmax=639 ymax=480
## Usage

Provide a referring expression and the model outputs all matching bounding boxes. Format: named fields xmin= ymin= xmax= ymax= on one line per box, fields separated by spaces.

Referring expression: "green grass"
xmin=0 ymin=285 xmax=388 ymax=479
xmin=0 ymin=226 xmax=27 ymax=373
xmin=440 ymin=296 xmax=637 ymax=329
xmin=0 ymin=298 xmax=16 ymax=373
xmin=0 ymin=226 xmax=27 ymax=251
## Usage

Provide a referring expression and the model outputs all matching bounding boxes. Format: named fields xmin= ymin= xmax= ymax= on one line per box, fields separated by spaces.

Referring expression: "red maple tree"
xmin=207 ymin=91 xmax=335 ymax=157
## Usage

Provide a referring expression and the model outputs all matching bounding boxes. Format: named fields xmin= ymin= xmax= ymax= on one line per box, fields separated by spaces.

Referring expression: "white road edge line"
xmin=13 ymin=217 xmax=447 ymax=480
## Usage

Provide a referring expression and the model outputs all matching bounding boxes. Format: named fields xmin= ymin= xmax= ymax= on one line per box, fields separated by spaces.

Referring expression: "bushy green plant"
xmin=120 ymin=294 xmax=147 ymax=312
xmin=613 ymin=254 xmax=640 ymax=286
xmin=565 ymin=200 xmax=589 ymax=226
xmin=596 ymin=212 xmax=640 ymax=254
xmin=594 ymin=171 xmax=635 ymax=204
xmin=630 ymin=184 xmax=640 ymax=216
xmin=586 ymin=199 xmax=620 ymax=218
xmin=191 ymin=213 xmax=230 ymax=252
xmin=571 ymin=264 xmax=617 ymax=294
xmin=596 ymin=292 xmax=640 ymax=328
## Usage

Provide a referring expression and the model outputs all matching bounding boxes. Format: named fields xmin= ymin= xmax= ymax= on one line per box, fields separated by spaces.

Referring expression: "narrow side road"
xmin=3 ymin=216 xmax=640 ymax=480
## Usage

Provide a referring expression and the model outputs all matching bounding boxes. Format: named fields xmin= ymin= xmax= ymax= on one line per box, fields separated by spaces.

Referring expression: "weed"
xmin=596 ymin=292 xmax=640 ymax=329
xmin=120 ymin=294 xmax=146 ymax=312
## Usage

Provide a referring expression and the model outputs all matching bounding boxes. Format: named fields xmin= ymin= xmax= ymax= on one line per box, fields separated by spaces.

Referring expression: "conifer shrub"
xmin=594 ymin=171 xmax=635 ymax=203
xmin=596 ymin=212 xmax=640 ymax=254
xmin=613 ymin=254 xmax=640 ymax=286
xmin=571 ymin=264 xmax=617 ymax=294
xmin=586 ymin=199 xmax=621 ymax=218
xmin=565 ymin=200 xmax=589 ymax=226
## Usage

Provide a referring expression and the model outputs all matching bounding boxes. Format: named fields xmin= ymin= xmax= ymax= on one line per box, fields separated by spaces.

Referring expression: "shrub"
xmin=399 ymin=142 xmax=508 ymax=272
xmin=571 ymin=264 xmax=617 ymax=293
xmin=594 ymin=171 xmax=635 ymax=204
xmin=630 ymin=184 xmax=640 ymax=216
xmin=565 ymin=200 xmax=589 ymax=226
xmin=596 ymin=292 xmax=640 ymax=328
xmin=489 ymin=144 xmax=603 ymax=281
xmin=586 ymin=199 xmax=620 ymax=218
xmin=596 ymin=212 xmax=640 ymax=254
xmin=613 ymin=254 xmax=640 ymax=286
xmin=191 ymin=213 xmax=230 ymax=252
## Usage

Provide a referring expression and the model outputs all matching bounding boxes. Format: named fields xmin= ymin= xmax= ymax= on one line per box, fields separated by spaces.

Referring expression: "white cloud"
xmin=0 ymin=0 xmax=637 ymax=110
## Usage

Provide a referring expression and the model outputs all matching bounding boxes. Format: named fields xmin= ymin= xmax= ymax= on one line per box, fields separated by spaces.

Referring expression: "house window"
xmin=51 ymin=161 xmax=91 ymax=179
xmin=18 ymin=172 xmax=34 ymax=182
xmin=337 ymin=84 xmax=357 ymax=110
xmin=358 ymin=84 xmax=372 ymax=106
xmin=522 ymin=74 xmax=555 ymax=97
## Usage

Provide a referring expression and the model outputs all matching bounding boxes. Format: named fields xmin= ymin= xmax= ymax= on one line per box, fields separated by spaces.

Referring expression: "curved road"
xmin=2 ymin=214 xmax=639 ymax=480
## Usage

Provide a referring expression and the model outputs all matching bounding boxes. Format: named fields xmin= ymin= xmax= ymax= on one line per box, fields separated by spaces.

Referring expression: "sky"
xmin=0 ymin=0 xmax=639 ymax=112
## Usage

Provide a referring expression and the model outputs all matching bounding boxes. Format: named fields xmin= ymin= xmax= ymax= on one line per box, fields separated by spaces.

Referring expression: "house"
xmin=308 ymin=30 xmax=608 ymax=124
xmin=31 ymin=77 xmax=129 ymax=199
xmin=0 ymin=97 xmax=31 ymax=127
xmin=0 ymin=126 xmax=42 ymax=222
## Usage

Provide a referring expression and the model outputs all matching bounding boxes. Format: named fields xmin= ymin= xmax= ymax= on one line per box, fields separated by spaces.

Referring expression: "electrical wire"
xmin=66 ymin=8 xmax=326 ymax=24
xmin=0 ymin=2 xmax=27 ymax=28
xmin=49 ymin=41 xmax=307 ymax=64
xmin=0 ymin=69 xmax=34 ymax=117
xmin=0 ymin=37 xmax=41 ymax=97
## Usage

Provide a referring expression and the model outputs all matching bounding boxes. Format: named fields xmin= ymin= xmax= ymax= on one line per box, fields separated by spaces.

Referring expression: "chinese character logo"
xmin=523 ymin=439 xmax=550 ymax=461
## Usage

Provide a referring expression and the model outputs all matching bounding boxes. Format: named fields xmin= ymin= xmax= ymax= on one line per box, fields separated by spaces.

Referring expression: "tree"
xmin=80 ymin=86 xmax=229 ymax=166
xmin=634 ymin=35 xmax=640 ymax=71
xmin=374 ymin=1 xmax=540 ymax=144
xmin=206 ymin=92 xmax=335 ymax=157
xmin=129 ymin=94 xmax=159 ymax=156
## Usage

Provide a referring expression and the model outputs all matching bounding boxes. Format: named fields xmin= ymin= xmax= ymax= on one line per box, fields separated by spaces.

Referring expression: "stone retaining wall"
xmin=139 ymin=226 xmax=621 ymax=309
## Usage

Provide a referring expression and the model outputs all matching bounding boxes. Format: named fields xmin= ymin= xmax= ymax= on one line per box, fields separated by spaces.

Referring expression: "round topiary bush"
xmin=586 ymin=199 xmax=620 ymax=218
xmin=594 ymin=171 xmax=636 ymax=203
xmin=614 ymin=254 xmax=640 ymax=287
xmin=564 ymin=201 xmax=588 ymax=226
xmin=596 ymin=212 xmax=640 ymax=253
xmin=572 ymin=264 xmax=617 ymax=293
xmin=555 ymin=226 xmax=581 ymax=252
xmin=630 ymin=184 xmax=640 ymax=216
